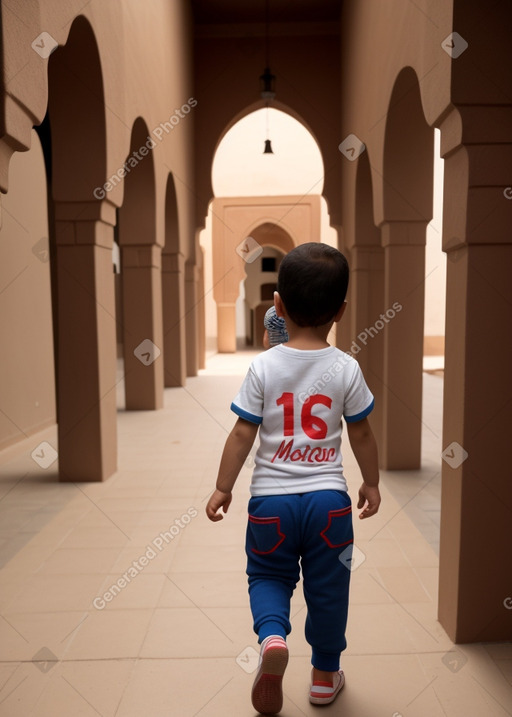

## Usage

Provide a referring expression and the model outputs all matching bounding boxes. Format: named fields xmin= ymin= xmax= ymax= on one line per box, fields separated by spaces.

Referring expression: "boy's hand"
xmin=206 ymin=489 xmax=232 ymax=522
xmin=357 ymin=483 xmax=381 ymax=519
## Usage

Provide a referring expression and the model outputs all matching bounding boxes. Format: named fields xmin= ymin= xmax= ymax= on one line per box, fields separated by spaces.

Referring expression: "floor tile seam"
xmin=410 ymin=565 xmax=439 ymax=602
xmin=0 ymin=651 xmax=466 ymax=665
xmin=373 ymin=565 xmax=436 ymax=603
xmin=1 ymin=569 xmax=108 ymax=614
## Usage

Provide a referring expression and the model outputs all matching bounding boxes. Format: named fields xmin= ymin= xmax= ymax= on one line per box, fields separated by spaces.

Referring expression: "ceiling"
xmin=191 ymin=0 xmax=343 ymax=25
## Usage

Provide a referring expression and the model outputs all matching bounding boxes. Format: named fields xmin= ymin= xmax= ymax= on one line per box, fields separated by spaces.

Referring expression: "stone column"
xmin=379 ymin=221 xmax=427 ymax=469
xmin=54 ymin=200 xmax=118 ymax=481
xmin=161 ymin=251 xmax=186 ymax=386
xmin=349 ymin=245 xmax=385 ymax=460
xmin=197 ymin=249 xmax=206 ymax=370
xmin=217 ymin=303 xmax=237 ymax=353
xmin=185 ymin=259 xmax=198 ymax=376
xmin=121 ymin=244 xmax=164 ymax=410
xmin=438 ymin=117 xmax=512 ymax=641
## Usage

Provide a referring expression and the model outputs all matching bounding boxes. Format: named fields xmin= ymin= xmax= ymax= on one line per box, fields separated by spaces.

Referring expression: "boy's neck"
xmin=284 ymin=324 xmax=333 ymax=350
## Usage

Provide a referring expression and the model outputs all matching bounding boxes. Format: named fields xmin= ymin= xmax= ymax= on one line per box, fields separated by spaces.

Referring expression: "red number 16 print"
xmin=276 ymin=392 xmax=332 ymax=440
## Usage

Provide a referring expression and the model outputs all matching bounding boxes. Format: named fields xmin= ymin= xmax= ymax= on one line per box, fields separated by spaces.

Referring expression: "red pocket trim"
xmin=248 ymin=515 xmax=286 ymax=554
xmin=320 ymin=507 xmax=352 ymax=548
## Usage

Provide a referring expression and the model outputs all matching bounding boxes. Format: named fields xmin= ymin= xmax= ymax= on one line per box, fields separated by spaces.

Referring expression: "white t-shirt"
xmin=231 ymin=344 xmax=374 ymax=496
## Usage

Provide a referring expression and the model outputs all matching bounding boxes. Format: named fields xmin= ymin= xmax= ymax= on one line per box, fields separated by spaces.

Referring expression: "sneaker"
xmin=309 ymin=669 xmax=345 ymax=705
xmin=251 ymin=635 xmax=289 ymax=715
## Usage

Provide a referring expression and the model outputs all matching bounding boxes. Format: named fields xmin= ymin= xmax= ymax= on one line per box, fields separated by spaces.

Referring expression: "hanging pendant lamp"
xmin=260 ymin=1 xmax=275 ymax=154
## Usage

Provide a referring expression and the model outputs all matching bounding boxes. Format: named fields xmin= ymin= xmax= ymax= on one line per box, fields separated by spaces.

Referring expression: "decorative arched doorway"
xmin=210 ymin=195 xmax=321 ymax=352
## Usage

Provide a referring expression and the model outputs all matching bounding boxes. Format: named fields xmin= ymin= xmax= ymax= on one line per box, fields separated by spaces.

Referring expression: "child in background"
xmin=206 ymin=243 xmax=381 ymax=715
xmin=263 ymin=305 xmax=288 ymax=349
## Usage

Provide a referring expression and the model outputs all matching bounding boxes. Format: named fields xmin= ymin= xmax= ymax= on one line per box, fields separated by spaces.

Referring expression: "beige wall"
xmin=0 ymin=130 xmax=55 ymax=448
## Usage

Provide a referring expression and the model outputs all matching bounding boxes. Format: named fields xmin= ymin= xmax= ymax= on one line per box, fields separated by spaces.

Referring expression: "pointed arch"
xmin=118 ymin=117 xmax=156 ymax=246
xmin=162 ymin=172 xmax=186 ymax=386
xmin=49 ymin=15 xmax=107 ymax=201
xmin=379 ymin=65 xmax=434 ymax=470
xmin=117 ymin=116 xmax=163 ymax=410
xmin=46 ymin=14 xmax=118 ymax=482
xmin=382 ymin=66 xmax=434 ymax=223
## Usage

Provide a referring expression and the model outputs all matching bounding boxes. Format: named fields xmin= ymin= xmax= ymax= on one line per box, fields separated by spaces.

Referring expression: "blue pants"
xmin=245 ymin=490 xmax=353 ymax=672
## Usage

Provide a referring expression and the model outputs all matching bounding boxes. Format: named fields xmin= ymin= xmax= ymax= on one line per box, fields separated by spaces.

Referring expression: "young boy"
xmin=206 ymin=243 xmax=380 ymax=715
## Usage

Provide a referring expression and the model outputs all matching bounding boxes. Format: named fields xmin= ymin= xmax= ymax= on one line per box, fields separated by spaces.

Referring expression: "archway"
xmin=239 ymin=222 xmax=294 ymax=348
xmin=162 ymin=173 xmax=186 ymax=387
xmin=380 ymin=66 xmax=434 ymax=470
xmin=212 ymin=107 xmax=324 ymax=197
xmin=204 ymin=108 xmax=331 ymax=353
xmin=117 ymin=117 xmax=163 ymax=410
xmin=48 ymin=15 xmax=116 ymax=481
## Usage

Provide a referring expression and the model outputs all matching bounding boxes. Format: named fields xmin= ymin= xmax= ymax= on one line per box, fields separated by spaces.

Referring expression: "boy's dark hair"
xmin=277 ymin=243 xmax=349 ymax=327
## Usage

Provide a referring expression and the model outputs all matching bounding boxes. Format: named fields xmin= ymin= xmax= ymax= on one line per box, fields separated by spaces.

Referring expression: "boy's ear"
xmin=274 ymin=291 xmax=286 ymax=318
xmin=333 ymin=301 xmax=347 ymax=323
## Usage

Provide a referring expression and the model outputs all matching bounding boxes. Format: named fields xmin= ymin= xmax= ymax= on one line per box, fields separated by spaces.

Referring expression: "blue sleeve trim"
xmin=344 ymin=398 xmax=375 ymax=423
xmin=230 ymin=402 xmax=263 ymax=425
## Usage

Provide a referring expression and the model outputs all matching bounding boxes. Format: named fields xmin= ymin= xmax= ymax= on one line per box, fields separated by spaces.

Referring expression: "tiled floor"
xmin=0 ymin=351 xmax=510 ymax=716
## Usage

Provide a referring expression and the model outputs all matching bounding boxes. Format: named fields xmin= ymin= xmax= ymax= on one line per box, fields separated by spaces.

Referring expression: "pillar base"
xmin=217 ymin=304 xmax=236 ymax=353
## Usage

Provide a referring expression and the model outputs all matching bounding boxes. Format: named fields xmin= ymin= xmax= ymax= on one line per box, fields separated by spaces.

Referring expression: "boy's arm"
xmin=346 ymin=417 xmax=381 ymax=519
xmin=206 ymin=417 xmax=259 ymax=522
